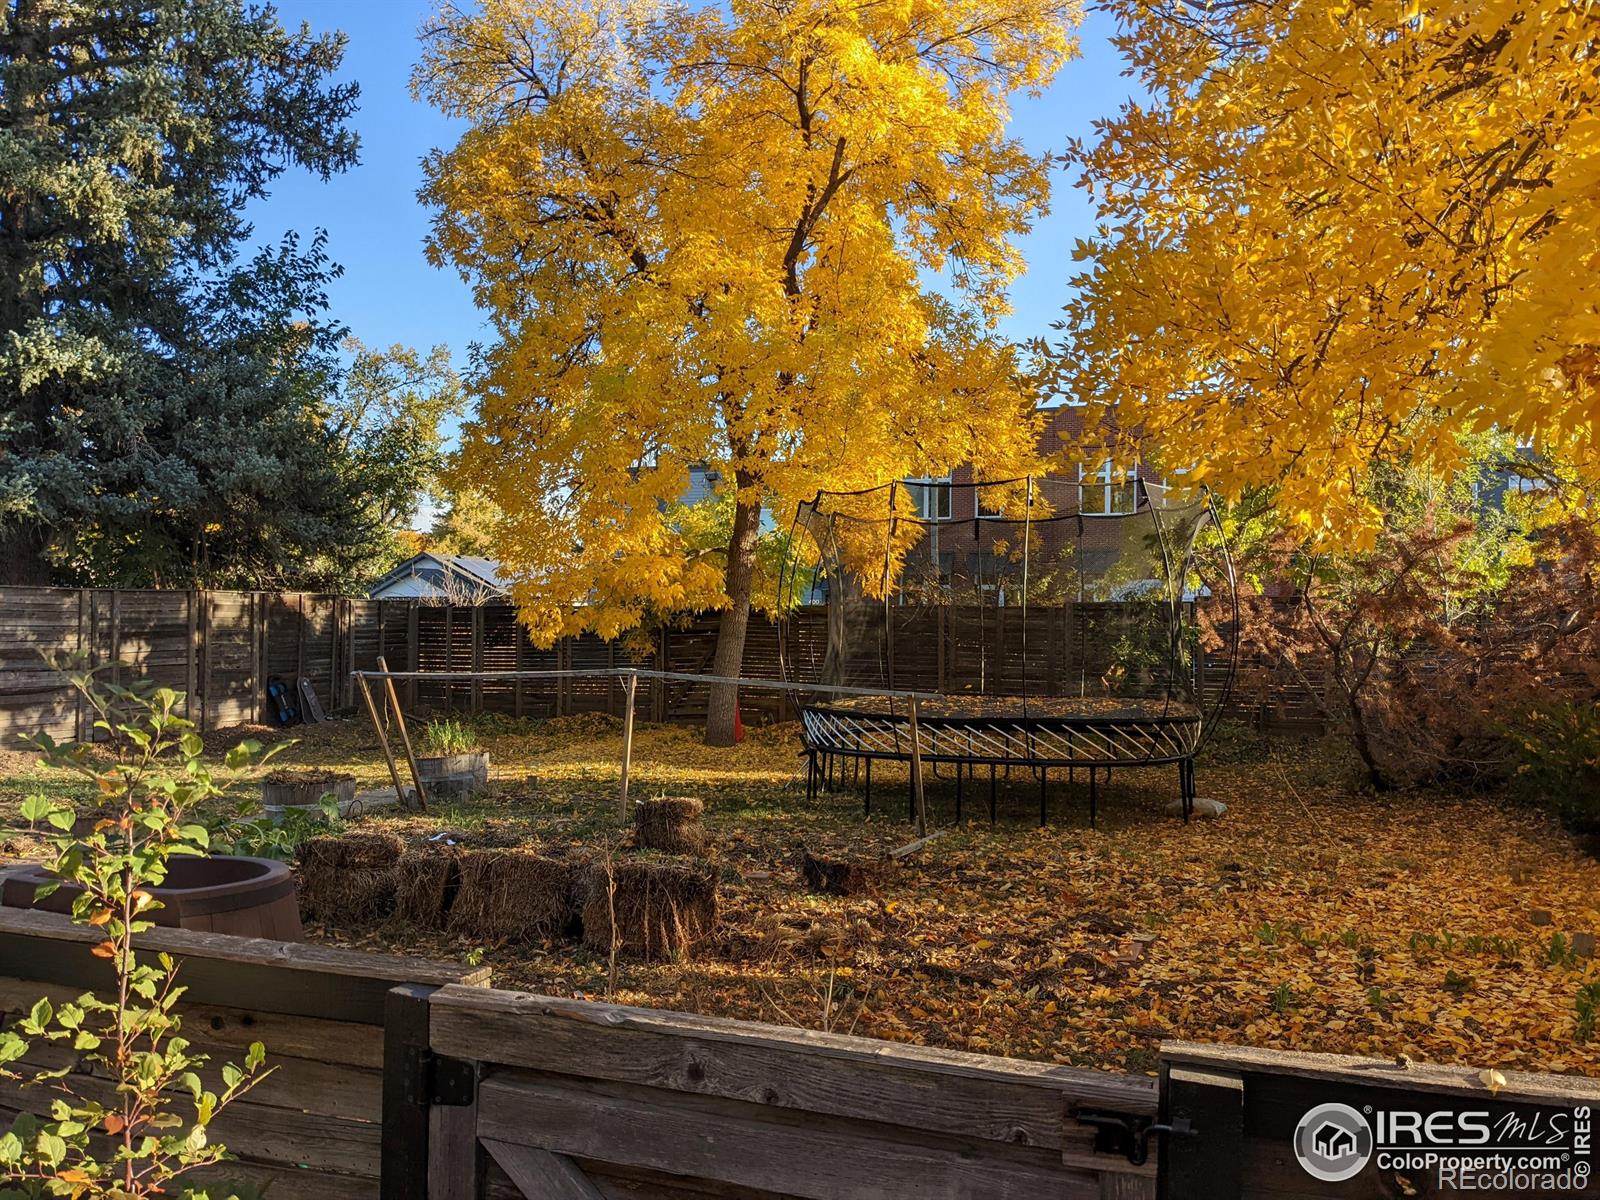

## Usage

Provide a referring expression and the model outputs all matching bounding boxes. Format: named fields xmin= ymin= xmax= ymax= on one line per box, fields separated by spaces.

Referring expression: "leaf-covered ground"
xmin=4 ymin=714 xmax=1598 ymax=1078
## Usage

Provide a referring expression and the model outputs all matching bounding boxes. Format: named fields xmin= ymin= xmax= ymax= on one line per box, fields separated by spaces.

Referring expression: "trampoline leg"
xmin=806 ymin=753 xmax=816 ymax=802
xmin=1089 ymin=767 xmax=1098 ymax=830
xmin=865 ymin=758 xmax=872 ymax=816
xmin=955 ymin=768 xmax=963 ymax=822
xmin=988 ymin=765 xmax=997 ymax=824
xmin=1038 ymin=767 xmax=1047 ymax=828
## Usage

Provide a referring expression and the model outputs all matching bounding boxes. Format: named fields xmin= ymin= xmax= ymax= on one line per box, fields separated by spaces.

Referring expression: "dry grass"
xmin=580 ymin=856 xmax=718 ymax=961
xmin=296 ymin=832 xmax=403 ymax=922
xmin=395 ymin=845 xmax=462 ymax=928
xmin=447 ymin=848 xmax=576 ymax=943
xmin=633 ymin=795 xmax=708 ymax=855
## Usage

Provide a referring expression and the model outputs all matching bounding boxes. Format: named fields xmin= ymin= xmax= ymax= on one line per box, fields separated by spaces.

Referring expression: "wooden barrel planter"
xmin=261 ymin=771 xmax=357 ymax=811
xmin=417 ymin=751 xmax=489 ymax=800
xmin=1 ymin=855 xmax=303 ymax=941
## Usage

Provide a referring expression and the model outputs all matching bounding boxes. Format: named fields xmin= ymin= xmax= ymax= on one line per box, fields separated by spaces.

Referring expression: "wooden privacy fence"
xmin=1 ymin=585 xmax=1325 ymax=742
xmin=2 ymin=909 xmax=1596 ymax=1199
xmin=0 ymin=585 xmax=413 ymax=741
xmin=405 ymin=603 xmax=1325 ymax=732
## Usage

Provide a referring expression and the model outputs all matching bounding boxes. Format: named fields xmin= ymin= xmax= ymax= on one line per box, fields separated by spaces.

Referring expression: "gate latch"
xmin=405 ymin=1046 xmax=478 ymax=1107
xmin=1076 ymin=1109 xmax=1195 ymax=1166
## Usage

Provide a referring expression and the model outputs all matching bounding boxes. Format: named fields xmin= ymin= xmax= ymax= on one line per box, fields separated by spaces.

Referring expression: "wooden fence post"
xmin=1159 ymin=1063 xmax=1242 ymax=1200
xmin=382 ymin=983 xmax=436 ymax=1200
xmin=470 ymin=606 xmax=484 ymax=715
xmin=74 ymin=590 xmax=86 ymax=740
xmin=619 ymin=671 xmax=638 ymax=821
xmin=185 ymin=590 xmax=198 ymax=720
xmin=406 ymin=602 xmax=420 ymax=710
xmin=200 ymin=591 xmax=213 ymax=731
xmin=250 ymin=593 xmax=262 ymax=723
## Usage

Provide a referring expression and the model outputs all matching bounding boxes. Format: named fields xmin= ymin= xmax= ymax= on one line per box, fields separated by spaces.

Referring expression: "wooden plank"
xmin=1101 ymin=1175 xmax=1157 ymax=1200
xmin=189 ymin=1160 xmax=377 ymax=1200
xmin=0 ymin=1070 xmax=380 ymax=1177
xmin=1160 ymin=1040 xmax=1600 ymax=1108
xmin=0 ymin=909 xmax=489 ymax=1025
xmin=429 ymin=1082 xmax=483 ymax=1200
xmin=484 ymin=1140 xmax=607 ymax=1200
xmin=428 ymin=986 xmax=1155 ymax=1155
xmin=407 ymin=602 xmax=420 ymax=710
xmin=0 ymin=974 xmax=384 ymax=1070
xmin=13 ymin=1035 xmax=382 ymax=1121
xmin=201 ymin=589 xmax=213 ymax=731
xmin=476 ymin=1072 xmax=1103 ymax=1200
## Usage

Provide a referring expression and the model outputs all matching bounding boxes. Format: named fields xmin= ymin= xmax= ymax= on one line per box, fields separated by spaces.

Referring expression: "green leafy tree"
xmin=426 ymin=487 xmax=504 ymax=560
xmin=1 ymin=662 xmax=288 ymax=1196
xmin=0 ymin=0 xmax=361 ymax=586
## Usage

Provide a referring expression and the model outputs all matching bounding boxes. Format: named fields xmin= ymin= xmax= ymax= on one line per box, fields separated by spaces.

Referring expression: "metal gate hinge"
xmin=1077 ymin=1109 xmax=1196 ymax=1166
xmin=405 ymin=1046 xmax=478 ymax=1107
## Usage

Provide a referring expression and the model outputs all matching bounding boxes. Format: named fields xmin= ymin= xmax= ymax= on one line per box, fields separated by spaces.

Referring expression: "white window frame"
xmin=1078 ymin=461 xmax=1138 ymax=515
xmin=904 ymin=475 xmax=952 ymax=521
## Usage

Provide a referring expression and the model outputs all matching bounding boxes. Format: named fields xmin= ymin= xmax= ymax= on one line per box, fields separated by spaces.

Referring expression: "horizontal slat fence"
xmin=0 ymin=908 xmax=490 ymax=1200
xmin=407 ymin=604 xmax=1318 ymax=732
xmin=2 ymin=585 xmax=1325 ymax=741
xmin=0 ymin=586 xmax=413 ymax=741
xmin=429 ymin=984 xmax=1160 ymax=1199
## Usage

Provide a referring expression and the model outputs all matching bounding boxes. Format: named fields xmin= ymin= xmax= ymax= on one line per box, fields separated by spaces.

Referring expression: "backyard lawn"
xmin=3 ymin=714 xmax=1598 ymax=1079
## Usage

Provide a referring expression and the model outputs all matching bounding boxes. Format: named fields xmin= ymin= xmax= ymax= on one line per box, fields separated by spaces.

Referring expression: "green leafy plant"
xmin=1543 ymin=932 xmax=1582 ymax=970
xmin=1 ymin=662 xmax=287 ymax=1197
xmin=1503 ymin=699 xmax=1600 ymax=834
xmin=1576 ymin=980 xmax=1600 ymax=1041
xmin=420 ymin=717 xmax=478 ymax=757
xmin=210 ymin=797 xmax=342 ymax=861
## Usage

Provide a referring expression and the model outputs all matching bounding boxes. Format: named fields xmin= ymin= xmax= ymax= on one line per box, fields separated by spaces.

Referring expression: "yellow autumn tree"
xmin=415 ymin=0 xmax=1076 ymax=743
xmin=1052 ymin=0 xmax=1600 ymax=543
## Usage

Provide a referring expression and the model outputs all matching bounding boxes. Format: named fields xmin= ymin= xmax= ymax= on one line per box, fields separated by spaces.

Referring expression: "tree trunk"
xmin=705 ymin=482 xmax=762 ymax=747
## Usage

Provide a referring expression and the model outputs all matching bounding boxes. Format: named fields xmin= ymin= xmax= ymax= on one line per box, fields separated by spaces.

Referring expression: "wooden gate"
xmin=413 ymin=985 xmax=1160 ymax=1199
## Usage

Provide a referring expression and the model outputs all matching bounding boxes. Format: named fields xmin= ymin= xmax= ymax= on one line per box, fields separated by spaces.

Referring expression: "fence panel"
xmin=425 ymin=984 xmax=1159 ymax=1200
xmin=2 ymin=586 xmax=1330 ymax=739
xmin=0 ymin=908 xmax=490 ymax=1200
xmin=0 ymin=586 xmax=385 ymax=741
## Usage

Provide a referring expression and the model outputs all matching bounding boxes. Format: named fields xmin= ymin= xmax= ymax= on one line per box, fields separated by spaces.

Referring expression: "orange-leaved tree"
xmin=1050 ymin=0 xmax=1600 ymax=544
xmin=415 ymin=0 xmax=1075 ymax=744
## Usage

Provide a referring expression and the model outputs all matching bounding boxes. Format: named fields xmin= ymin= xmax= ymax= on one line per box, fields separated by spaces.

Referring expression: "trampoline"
xmin=778 ymin=475 xmax=1240 ymax=825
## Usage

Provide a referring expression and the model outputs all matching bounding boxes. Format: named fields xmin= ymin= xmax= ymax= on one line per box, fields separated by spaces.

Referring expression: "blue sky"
xmin=246 ymin=1 xmax=1140 ymax=362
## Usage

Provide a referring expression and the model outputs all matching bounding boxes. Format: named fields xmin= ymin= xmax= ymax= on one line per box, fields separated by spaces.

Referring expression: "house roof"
xmin=369 ymin=551 xmax=507 ymax=599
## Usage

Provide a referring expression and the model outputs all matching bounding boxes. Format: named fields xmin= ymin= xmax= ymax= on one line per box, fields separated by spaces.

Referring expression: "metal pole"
xmin=619 ymin=670 xmax=638 ymax=822
xmin=376 ymin=655 xmax=429 ymax=812
xmin=356 ymin=672 xmax=407 ymax=805
xmin=907 ymin=696 xmax=928 ymax=838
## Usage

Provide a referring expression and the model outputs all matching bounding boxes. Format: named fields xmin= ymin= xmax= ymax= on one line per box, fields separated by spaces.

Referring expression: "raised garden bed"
xmin=262 ymin=769 xmax=358 ymax=810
